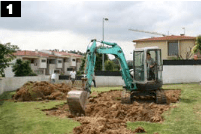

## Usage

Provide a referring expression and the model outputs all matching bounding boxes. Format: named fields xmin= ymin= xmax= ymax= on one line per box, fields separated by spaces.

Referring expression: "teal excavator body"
xmin=67 ymin=39 xmax=166 ymax=115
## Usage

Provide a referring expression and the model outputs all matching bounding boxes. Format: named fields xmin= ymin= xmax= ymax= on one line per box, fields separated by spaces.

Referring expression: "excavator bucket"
xmin=67 ymin=90 xmax=88 ymax=116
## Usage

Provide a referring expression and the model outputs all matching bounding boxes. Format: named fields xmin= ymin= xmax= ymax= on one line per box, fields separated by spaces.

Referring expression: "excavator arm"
xmin=84 ymin=39 xmax=137 ymax=93
xmin=67 ymin=39 xmax=137 ymax=115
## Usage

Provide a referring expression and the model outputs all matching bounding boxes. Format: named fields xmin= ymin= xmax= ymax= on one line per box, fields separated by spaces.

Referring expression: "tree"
xmin=192 ymin=35 xmax=201 ymax=54
xmin=79 ymin=53 xmax=86 ymax=73
xmin=79 ymin=53 xmax=109 ymax=72
xmin=105 ymin=60 xmax=115 ymax=71
xmin=12 ymin=59 xmax=37 ymax=76
xmin=0 ymin=43 xmax=19 ymax=77
xmin=111 ymin=58 xmax=120 ymax=71
xmin=95 ymin=53 xmax=109 ymax=71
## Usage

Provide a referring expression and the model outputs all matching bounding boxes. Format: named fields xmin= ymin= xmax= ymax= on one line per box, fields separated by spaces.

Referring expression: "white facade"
xmin=70 ymin=57 xmax=76 ymax=66
xmin=39 ymin=58 xmax=47 ymax=68
xmin=56 ymin=58 xmax=63 ymax=68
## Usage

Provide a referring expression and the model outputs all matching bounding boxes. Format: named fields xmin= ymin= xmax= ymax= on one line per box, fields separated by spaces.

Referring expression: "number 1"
xmin=7 ymin=4 xmax=13 ymax=14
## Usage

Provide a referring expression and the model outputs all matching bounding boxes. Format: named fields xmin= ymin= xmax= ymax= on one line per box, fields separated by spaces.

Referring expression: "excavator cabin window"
xmin=134 ymin=49 xmax=163 ymax=84
xmin=133 ymin=51 xmax=145 ymax=81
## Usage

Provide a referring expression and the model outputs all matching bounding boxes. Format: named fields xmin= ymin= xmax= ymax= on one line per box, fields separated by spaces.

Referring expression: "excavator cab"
xmin=133 ymin=47 xmax=163 ymax=90
xmin=132 ymin=47 xmax=166 ymax=104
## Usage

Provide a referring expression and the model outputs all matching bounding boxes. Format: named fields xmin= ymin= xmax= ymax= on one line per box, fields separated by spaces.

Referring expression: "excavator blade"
xmin=67 ymin=90 xmax=88 ymax=116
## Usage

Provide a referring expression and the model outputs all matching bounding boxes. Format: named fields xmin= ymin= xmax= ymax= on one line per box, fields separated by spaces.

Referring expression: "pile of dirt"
xmin=44 ymin=89 xmax=181 ymax=134
xmin=74 ymin=117 xmax=134 ymax=134
xmin=13 ymin=81 xmax=72 ymax=101
xmin=134 ymin=126 xmax=146 ymax=133
xmin=165 ymin=90 xmax=181 ymax=104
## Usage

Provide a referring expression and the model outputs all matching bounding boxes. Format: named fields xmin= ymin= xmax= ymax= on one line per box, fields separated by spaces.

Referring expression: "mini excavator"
xmin=67 ymin=39 xmax=166 ymax=115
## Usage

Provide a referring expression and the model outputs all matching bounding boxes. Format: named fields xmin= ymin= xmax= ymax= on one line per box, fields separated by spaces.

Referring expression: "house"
xmin=133 ymin=35 xmax=196 ymax=60
xmin=4 ymin=50 xmax=83 ymax=77
xmin=40 ymin=50 xmax=82 ymax=75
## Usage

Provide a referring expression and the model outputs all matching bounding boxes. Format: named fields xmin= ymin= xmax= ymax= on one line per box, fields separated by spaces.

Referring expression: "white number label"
xmin=6 ymin=4 xmax=13 ymax=14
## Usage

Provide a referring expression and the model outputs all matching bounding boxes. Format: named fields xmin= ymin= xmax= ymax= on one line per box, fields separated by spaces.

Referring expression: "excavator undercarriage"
xmin=121 ymin=89 xmax=167 ymax=104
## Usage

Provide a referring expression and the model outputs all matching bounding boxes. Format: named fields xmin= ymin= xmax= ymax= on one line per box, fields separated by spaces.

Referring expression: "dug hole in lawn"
xmin=12 ymin=81 xmax=181 ymax=133
xmin=44 ymin=89 xmax=181 ymax=134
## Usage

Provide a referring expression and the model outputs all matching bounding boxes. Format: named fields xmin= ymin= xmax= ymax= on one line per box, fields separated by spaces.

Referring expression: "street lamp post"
xmin=182 ymin=27 xmax=185 ymax=35
xmin=102 ymin=18 xmax=108 ymax=71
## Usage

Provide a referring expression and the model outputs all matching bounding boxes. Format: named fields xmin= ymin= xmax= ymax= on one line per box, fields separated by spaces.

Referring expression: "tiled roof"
xmin=14 ymin=50 xmax=83 ymax=58
xmin=133 ymin=35 xmax=196 ymax=42
xmin=53 ymin=51 xmax=83 ymax=58
xmin=14 ymin=51 xmax=55 ymax=57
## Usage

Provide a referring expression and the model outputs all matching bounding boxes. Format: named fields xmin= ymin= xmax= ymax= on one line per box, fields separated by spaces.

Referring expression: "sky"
xmin=1 ymin=1 xmax=201 ymax=60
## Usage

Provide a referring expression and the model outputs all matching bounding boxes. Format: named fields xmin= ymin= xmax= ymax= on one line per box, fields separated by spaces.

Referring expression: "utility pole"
xmin=182 ymin=27 xmax=185 ymax=35
xmin=102 ymin=18 xmax=109 ymax=71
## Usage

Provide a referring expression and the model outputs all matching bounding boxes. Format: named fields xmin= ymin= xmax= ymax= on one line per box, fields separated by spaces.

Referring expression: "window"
xmin=41 ymin=59 xmax=46 ymax=62
xmin=67 ymin=68 xmax=73 ymax=71
xmin=31 ymin=59 xmax=34 ymax=63
xmin=168 ymin=41 xmax=178 ymax=56
xmin=134 ymin=51 xmax=144 ymax=67
xmin=72 ymin=59 xmax=76 ymax=61
xmin=134 ymin=51 xmax=144 ymax=81
xmin=58 ymin=60 xmax=62 ymax=63
xmin=54 ymin=70 xmax=60 ymax=73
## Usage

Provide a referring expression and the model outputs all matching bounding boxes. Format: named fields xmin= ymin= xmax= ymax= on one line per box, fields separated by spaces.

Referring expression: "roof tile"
xmin=14 ymin=50 xmax=83 ymax=58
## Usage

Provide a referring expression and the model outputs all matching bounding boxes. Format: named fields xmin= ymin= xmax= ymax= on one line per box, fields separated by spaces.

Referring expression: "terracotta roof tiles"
xmin=14 ymin=50 xmax=83 ymax=58
xmin=14 ymin=51 xmax=55 ymax=57
xmin=53 ymin=51 xmax=83 ymax=58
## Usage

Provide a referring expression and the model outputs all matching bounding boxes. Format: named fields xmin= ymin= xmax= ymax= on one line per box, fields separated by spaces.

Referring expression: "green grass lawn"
xmin=0 ymin=92 xmax=79 ymax=134
xmin=127 ymin=83 xmax=201 ymax=134
xmin=1 ymin=84 xmax=201 ymax=134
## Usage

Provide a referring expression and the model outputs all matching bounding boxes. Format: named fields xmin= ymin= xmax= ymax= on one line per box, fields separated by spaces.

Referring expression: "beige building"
xmin=133 ymin=35 xmax=196 ymax=60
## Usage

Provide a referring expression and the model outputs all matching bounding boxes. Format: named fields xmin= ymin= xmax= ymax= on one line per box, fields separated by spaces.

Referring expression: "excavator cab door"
xmin=133 ymin=47 xmax=163 ymax=90
xmin=146 ymin=49 xmax=163 ymax=83
xmin=133 ymin=51 xmax=145 ymax=83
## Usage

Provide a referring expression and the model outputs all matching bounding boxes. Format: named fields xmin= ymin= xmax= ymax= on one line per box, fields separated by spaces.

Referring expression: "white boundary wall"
xmin=95 ymin=76 xmax=124 ymax=87
xmin=162 ymin=65 xmax=201 ymax=84
xmin=0 ymin=76 xmax=51 ymax=95
xmin=1 ymin=65 xmax=201 ymax=95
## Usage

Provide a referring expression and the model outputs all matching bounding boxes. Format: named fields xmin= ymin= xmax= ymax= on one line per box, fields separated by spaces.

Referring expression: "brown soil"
xmin=44 ymin=89 xmax=181 ymax=134
xmin=134 ymin=126 xmax=146 ymax=133
xmin=12 ymin=81 xmax=73 ymax=101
